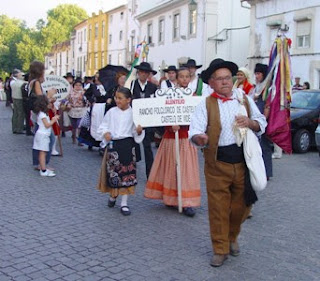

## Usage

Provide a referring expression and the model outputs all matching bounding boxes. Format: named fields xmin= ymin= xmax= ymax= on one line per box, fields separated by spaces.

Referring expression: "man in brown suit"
xmin=189 ymin=59 xmax=267 ymax=267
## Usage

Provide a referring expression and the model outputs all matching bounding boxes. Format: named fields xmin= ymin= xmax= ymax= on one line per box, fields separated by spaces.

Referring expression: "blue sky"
xmin=1 ymin=0 xmax=126 ymax=27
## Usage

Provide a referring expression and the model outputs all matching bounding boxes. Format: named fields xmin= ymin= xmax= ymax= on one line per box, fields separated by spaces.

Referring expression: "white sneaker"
xmin=51 ymin=150 xmax=60 ymax=156
xmin=40 ymin=170 xmax=56 ymax=177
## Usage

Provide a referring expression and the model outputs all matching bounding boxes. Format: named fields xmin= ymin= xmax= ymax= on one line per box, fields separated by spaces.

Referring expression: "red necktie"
xmin=211 ymin=92 xmax=233 ymax=102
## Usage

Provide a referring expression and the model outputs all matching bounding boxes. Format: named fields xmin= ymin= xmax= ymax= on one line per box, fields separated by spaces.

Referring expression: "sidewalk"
xmin=0 ymin=101 xmax=319 ymax=281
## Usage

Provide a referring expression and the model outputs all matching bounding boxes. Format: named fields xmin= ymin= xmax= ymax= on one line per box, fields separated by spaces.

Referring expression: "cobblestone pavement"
xmin=1 ymin=101 xmax=320 ymax=281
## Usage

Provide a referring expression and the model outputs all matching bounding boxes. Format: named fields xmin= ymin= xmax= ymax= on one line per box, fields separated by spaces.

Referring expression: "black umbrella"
xmin=98 ymin=65 xmax=129 ymax=92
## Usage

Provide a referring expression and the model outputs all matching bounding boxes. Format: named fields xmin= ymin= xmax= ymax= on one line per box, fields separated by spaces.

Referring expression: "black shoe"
xmin=61 ymin=132 xmax=66 ymax=137
xmin=26 ymin=131 xmax=34 ymax=136
xmin=183 ymin=207 xmax=195 ymax=217
xmin=108 ymin=198 xmax=116 ymax=208
xmin=120 ymin=206 xmax=131 ymax=216
xmin=88 ymin=146 xmax=93 ymax=151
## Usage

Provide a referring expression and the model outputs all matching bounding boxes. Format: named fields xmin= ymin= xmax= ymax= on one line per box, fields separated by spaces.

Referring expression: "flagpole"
xmin=175 ymin=130 xmax=182 ymax=213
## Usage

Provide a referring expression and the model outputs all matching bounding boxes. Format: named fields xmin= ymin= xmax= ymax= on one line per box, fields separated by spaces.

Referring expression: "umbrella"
xmin=98 ymin=65 xmax=129 ymax=92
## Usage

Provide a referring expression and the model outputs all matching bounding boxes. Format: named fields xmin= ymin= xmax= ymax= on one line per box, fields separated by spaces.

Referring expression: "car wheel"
xmin=293 ymin=129 xmax=310 ymax=153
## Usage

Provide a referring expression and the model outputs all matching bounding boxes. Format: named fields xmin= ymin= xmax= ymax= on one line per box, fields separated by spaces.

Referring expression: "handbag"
xmin=234 ymin=89 xmax=267 ymax=192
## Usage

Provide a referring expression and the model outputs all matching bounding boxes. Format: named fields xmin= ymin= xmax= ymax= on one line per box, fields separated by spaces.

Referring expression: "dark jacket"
xmin=131 ymin=80 xmax=157 ymax=99
xmin=84 ymin=83 xmax=111 ymax=104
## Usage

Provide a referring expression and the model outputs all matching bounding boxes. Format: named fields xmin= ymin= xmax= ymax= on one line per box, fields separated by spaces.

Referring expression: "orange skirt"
xmin=144 ymin=138 xmax=201 ymax=207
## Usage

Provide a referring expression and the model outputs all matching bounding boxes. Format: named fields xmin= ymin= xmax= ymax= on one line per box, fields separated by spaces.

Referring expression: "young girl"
xmin=97 ymin=87 xmax=144 ymax=216
xmin=144 ymin=68 xmax=201 ymax=217
xmin=32 ymin=95 xmax=60 ymax=177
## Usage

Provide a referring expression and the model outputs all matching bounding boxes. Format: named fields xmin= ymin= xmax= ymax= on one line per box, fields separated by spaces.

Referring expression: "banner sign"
xmin=132 ymin=88 xmax=203 ymax=127
xmin=42 ymin=75 xmax=71 ymax=101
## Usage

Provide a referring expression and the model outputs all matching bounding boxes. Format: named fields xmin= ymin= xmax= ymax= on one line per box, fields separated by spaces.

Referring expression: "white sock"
xmin=121 ymin=195 xmax=128 ymax=210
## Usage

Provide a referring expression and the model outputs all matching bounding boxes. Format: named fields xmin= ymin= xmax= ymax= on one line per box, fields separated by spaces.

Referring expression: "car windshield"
xmin=291 ymin=91 xmax=320 ymax=109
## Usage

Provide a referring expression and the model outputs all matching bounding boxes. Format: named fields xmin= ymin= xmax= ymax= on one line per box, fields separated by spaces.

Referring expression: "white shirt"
xmin=37 ymin=111 xmax=51 ymax=136
xmin=188 ymin=76 xmax=212 ymax=97
xmin=98 ymin=106 xmax=145 ymax=143
xmin=138 ymin=80 xmax=148 ymax=92
xmin=160 ymin=80 xmax=176 ymax=89
xmin=189 ymin=89 xmax=267 ymax=146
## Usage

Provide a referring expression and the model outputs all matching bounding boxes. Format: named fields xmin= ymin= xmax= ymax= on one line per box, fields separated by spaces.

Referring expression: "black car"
xmin=290 ymin=90 xmax=320 ymax=153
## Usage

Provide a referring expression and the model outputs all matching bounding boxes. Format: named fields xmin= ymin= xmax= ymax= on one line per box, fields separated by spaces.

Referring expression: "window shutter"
xmin=297 ymin=20 xmax=311 ymax=36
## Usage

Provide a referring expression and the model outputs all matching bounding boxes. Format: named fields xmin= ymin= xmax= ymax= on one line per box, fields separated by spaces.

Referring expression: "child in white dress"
xmin=32 ymin=96 xmax=60 ymax=177
xmin=97 ymin=87 xmax=144 ymax=216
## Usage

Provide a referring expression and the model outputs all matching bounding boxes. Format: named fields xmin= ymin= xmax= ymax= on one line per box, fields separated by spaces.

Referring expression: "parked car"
xmin=315 ymin=113 xmax=320 ymax=156
xmin=290 ymin=90 xmax=320 ymax=153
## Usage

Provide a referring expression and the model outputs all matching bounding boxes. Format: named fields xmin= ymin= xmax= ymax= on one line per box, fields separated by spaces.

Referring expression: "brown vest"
xmin=203 ymin=95 xmax=251 ymax=170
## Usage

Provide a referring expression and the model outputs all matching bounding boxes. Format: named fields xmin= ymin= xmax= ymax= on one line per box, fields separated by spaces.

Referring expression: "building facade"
xmin=87 ymin=11 xmax=109 ymax=76
xmin=72 ymin=20 xmax=88 ymax=78
xmin=136 ymin=0 xmax=251 ymax=78
xmin=246 ymin=0 xmax=320 ymax=89
xmin=107 ymin=5 xmax=128 ymax=67
xmin=45 ymin=41 xmax=72 ymax=77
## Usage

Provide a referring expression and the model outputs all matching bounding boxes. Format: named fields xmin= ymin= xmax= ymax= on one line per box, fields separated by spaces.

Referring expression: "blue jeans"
xmin=32 ymin=126 xmax=55 ymax=166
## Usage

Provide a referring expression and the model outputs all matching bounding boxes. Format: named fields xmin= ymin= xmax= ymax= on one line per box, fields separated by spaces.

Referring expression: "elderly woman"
xmin=233 ymin=67 xmax=254 ymax=95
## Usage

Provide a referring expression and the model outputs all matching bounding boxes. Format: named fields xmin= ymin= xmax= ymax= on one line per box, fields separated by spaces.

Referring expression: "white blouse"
xmin=98 ymin=106 xmax=145 ymax=143
xmin=189 ymin=89 xmax=267 ymax=147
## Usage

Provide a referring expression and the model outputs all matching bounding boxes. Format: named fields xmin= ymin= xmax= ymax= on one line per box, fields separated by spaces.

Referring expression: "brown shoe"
xmin=230 ymin=241 xmax=240 ymax=257
xmin=210 ymin=254 xmax=228 ymax=267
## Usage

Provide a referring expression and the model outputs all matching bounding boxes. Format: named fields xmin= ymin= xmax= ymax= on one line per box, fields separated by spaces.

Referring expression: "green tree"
xmin=42 ymin=4 xmax=88 ymax=49
xmin=0 ymin=15 xmax=25 ymax=73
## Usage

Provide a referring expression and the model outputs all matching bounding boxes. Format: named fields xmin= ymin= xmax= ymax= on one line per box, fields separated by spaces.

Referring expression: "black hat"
xmin=163 ymin=65 xmax=177 ymax=73
xmin=134 ymin=62 xmax=157 ymax=75
xmin=182 ymin=59 xmax=202 ymax=69
xmin=201 ymin=58 xmax=238 ymax=84
xmin=73 ymin=78 xmax=83 ymax=86
xmin=64 ymin=72 xmax=75 ymax=79
xmin=254 ymin=63 xmax=268 ymax=78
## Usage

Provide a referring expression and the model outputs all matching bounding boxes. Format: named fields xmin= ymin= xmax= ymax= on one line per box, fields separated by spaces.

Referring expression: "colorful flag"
xmin=264 ymin=37 xmax=293 ymax=154
xmin=124 ymin=41 xmax=149 ymax=89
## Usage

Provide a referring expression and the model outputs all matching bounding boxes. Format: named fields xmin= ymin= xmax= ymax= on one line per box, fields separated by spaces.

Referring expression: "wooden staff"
xmin=175 ymin=130 xmax=182 ymax=213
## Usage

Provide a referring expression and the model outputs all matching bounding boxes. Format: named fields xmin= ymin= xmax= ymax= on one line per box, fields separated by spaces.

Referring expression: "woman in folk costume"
xmin=66 ymin=78 xmax=87 ymax=145
xmin=97 ymin=87 xmax=144 ymax=216
xmin=233 ymin=67 xmax=254 ymax=95
xmin=144 ymin=68 xmax=201 ymax=217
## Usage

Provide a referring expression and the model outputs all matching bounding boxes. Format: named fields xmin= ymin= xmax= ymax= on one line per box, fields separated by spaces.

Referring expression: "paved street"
xmin=0 ymin=101 xmax=320 ymax=281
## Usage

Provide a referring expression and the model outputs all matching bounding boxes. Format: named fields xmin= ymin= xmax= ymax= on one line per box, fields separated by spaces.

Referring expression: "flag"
xmin=264 ymin=37 xmax=292 ymax=154
xmin=124 ymin=41 xmax=149 ymax=89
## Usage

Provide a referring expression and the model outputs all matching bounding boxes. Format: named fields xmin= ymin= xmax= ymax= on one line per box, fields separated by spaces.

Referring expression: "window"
xmin=89 ymin=25 xmax=92 ymax=40
xmin=147 ymin=23 xmax=153 ymax=44
xmin=95 ymin=23 xmax=99 ymax=39
xmin=83 ymin=56 xmax=86 ymax=72
xmin=159 ymin=19 xmax=164 ymax=43
xmin=102 ymin=21 xmax=105 ymax=38
xmin=120 ymin=12 xmax=124 ymax=20
xmin=101 ymin=52 xmax=105 ymax=66
xmin=94 ymin=53 xmax=98 ymax=69
xmin=109 ymin=34 xmax=112 ymax=44
xmin=108 ymin=54 xmax=112 ymax=64
xmin=296 ymin=20 xmax=311 ymax=48
xmin=173 ymin=13 xmax=180 ymax=40
xmin=84 ymin=29 xmax=86 ymax=42
xmin=118 ymin=53 xmax=122 ymax=65
xmin=110 ymin=15 xmax=113 ymax=23
xmin=78 ymin=32 xmax=80 ymax=44
xmin=189 ymin=10 xmax=196 ymax=35
xmin=119 ymin=30 xmax=123 ymax=41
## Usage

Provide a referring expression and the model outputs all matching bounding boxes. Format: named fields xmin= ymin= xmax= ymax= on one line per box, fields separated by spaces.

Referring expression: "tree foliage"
xmin=0 ymin=4 xmax=87 ymax=75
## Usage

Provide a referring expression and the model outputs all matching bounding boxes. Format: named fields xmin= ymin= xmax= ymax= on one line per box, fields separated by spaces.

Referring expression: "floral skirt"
xmin=144 ymin=138 xmax=201 ymax=207
xmin=106 ymin=137 xmax=136 ymax=197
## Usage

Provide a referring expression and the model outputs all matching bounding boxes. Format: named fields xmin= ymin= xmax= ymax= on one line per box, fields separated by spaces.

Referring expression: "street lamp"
xmin=188 ymin=0 xmax=197 ymax=12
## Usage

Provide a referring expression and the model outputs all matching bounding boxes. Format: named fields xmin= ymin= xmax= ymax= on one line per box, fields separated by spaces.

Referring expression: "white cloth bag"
xmin=234 ymin=89 xmax=267 ymax=192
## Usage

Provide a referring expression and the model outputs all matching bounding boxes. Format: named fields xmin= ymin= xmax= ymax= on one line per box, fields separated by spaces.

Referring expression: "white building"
xmin=136 ymin=0 xmax=251 ymax=77
xmin=72 ymin=20 xmax=88 ymax=78
xmin=107 ymin=5 xmax=128 ymax=67
xmin=45 ymin=41 xmax=73 ymax=77
xmin=245 ymin=0 xmax=320 ymax=89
